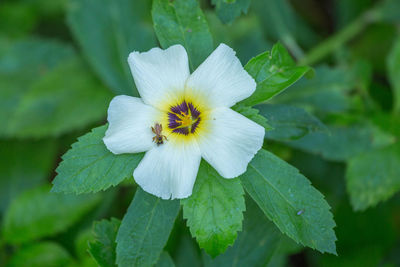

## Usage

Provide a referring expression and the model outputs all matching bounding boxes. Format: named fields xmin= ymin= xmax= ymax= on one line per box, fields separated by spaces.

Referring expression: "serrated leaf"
xmin=52 ymin=125 xmax=143 ymax=194
xmin=241 ymin=149 xmax=337 ymax=254
xmin=155 ymin=252 xmax=176 ymax=267
xmin=152 ymin=0 xmax=213 ymax=70
xmin=387 ymin=36 xmax=400 ymax=112
xmin=116 ymin=188 xmax=180 ymax=267
xmin=88 ymin=218 xmax=121 ymax=267
xmin=257 ymin=104 xmax=327 ymax=141
xmin=7 ymin=242 xmax=73 ymax=267
xmin=2 ymin=185 xmax=101 ymax=244
xmin=232 ymin=103 xmax=272 ymax=130
xmin=67 ymin=0 xmax=156 ymax=95
xmin=182 ymin=161 xmax=245 ymax=257
xmin=5 ymin=57 xmax=113 ymax=138
xmin=0 ymin=140 xmax=56 ymax=217
xmin=346 ymin=144 xmax=400 ymax=211
xmin=239 ymin=43 xmax=311 ymax=106
xmin=203 ymin=197 xmax=281 ymax=267
xmin=212 ymin=0 xmax=251 ymax=24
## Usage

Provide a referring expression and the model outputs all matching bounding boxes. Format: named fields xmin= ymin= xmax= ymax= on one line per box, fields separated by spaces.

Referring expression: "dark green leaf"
xmin=67 ymin=0 xmax=156 ymax=95
xmin=116 ymin=188 xmax=180 ymax=267
xmin=241 ymin=149 xmax=337 ymax=254
xmin=257 ymin=104 xmax=327 ymax=141
xmin=152 ymin=0 xmax=214 ymax=70
xmin=88 ymin=218 xmax=121 ymax=267
xmin=240 ymin=43 xmax=311 ymax=106
xmin=232 ymin=103 xmax=272 ymax=131
xmin=2 ymin=185 xmax=101 ymax=244
xmin=212 ymin=0 xmax=251 ymax=24
xmin=387 ymin=36 xmax=400 ymax=112
xmin=7 ymin=242 xmax=73 ymax=267
xmin=203 ymin=197 xmax=281 ymax=267
xmin=5 ymin=57 xmax=113 ymax=138
xmin=182 ymin=161 xmax=245 ymax=257
xmin=52 ymin=125 xmax=143 ymax=194
xmin=155 ymin=252 xmax=176 ymax=267
xmin=346 ymin=144 xmax=400 ymax=211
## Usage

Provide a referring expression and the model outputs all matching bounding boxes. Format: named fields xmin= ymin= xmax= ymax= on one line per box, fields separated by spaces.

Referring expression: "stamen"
xmin=168 ymin=101 xmax=201 ymax=135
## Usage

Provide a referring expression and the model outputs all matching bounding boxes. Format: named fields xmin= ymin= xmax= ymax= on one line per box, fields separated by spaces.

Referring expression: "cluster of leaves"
xmin=1 ymin=0 xmax=400 ymax=266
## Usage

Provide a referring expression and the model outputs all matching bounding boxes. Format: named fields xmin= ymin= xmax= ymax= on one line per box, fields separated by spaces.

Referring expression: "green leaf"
xmin=387 ymin=36 xmax=400 ymax=112
xmin=116 ymin=188 xmax=180 ymax=267
xmin=240 ymin=43 xmax=311 ymax=106
xmin=52 ymin=125 xmax=143 ymax=194
xmin=67 ymin=0 xmax=157 ymax=95
xmin=2 ymin=185 xmax=101 ymax=244
xmin=155 ymin=252 xmax=176 ymax=267
xmin=232 ymin=103 xmax=272 ymax=131
xmin=152 ymin=0 xmax=214 ymax=70
xmin=346 ymin=144 xmax=400 ymax=211
xmin=257 ymin=104 xmax=327 ymax=141
xmin=182 ymin=161 xmax=245 ymax=257
xmin=241 ymin=149 xmax=337 ymax=254
xmin=4 ymin=57 xmax=113 ymax=138
xmin=7 ymin=242 xmax=73 ymax=267
xmin=203 ymin=197 xmax=281 ymax=267
xmin=0 ymin=140 xmax=56 ymax=217
xmin=212 ymin=0 xmax=251 ymax=24
xmin=88 ymin=218 xmax=121 ymax=267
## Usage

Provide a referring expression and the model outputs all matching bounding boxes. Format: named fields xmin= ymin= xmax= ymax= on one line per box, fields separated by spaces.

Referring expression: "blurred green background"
xmin=1 ymin=0 xmax=400 ymax=266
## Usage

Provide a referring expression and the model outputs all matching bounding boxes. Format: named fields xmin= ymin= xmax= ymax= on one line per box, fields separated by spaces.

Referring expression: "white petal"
xmin=103 ymin=95 xmax=162 ymax=154
xmin=128 ymin=45 xmax=190 ymax=108
xmin=197 ymin=107 xmax=265 ymax=178
xmin=133 ymin=140 xmax=201 ymax=199
xmin=186 ymin=44 xmax=256 ymax=108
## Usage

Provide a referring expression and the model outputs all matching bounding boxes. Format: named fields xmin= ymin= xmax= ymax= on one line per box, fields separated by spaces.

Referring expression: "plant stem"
xmin=299 ymin=9 xmax=381 ymax=66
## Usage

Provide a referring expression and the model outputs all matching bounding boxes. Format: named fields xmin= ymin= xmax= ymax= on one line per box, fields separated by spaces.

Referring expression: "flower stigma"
xmin=167 ymin=100 xmax=201 ymax=135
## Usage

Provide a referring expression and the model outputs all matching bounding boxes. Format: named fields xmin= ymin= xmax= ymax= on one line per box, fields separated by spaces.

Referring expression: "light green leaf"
xmin=212 ymin=0 xmax=251 ymax=24
xmin=116 ymin=188 xmax=180 ymax=267
xmin=203 ymin=197 xmax=281 ymax=267
xmin=67 ymin=0 xmax=156 ymax=95
xmin=52 ymin=125 xmax=143 ymax=194
xmin=240 ymin=43 xmax=311 ymax=106
xmin=5 ymin=57 xmax=113 ymax=138
xmin=0 ymin=140 xmax=56 ymax=217
xmin=88 ymin=218 xmax=121 ymax=267
xmin=346 ymin=144 xmax=400 ymax=211
xmin=155 ymin=252 xmax=176 ymax=267
xmin=182 ymin=161 xmax=245 ymax=257
xmin=257 ymin=104 xmax=327 ymax=141
xmin=241 ymin=149 xmax=337 ymax=254
xmin=7 ymin=242 xmax=73 ymax=267
xmin=387 ymin=36 xmax=400 ymax=112
xmin=233 ymin=103 xmax=272 ymax=131
xmin=2 ymin=185 xmax=101 ymax=244
xmin=152 ymin=0 xmax=214 ymax=70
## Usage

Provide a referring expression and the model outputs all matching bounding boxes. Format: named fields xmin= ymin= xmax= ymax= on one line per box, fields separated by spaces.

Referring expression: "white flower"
xmin=103 ymin=44 xmax=265 ymax=199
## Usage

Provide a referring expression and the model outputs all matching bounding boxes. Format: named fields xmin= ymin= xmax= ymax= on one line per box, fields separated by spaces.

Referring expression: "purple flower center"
xmin=168 ymin=100 xmax=201 ymax=135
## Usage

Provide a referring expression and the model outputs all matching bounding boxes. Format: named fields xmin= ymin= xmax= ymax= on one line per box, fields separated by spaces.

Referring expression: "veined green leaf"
xmin=155 ymin=252 xmax=176 ymax=267
xmin=346 ymin=144 xmax=400 ymax=211
xmin=241 ymin=149 xmax=337 ymax=254
xmin=7 ymin=242 xmax=73 ymax=267
xmin=257 ymin=104 xmax=327 ymax=141
xmin=240 ymin=43 xmax=311 ymax=106
xmin=88 ymin=218 xmax=121 ymax=267
xmin=67 ymin=0 xmax=156 ymax=95
xmin=116 ymin=188 xmax=180 ymax=267
xmin=387 ymin=36 xmax=400 ymax=112
xmin=212 ymin=0 xmax=251 ymax=24
xmin=182 ymin=161 xmax=245 ymax=257
xmin=233 ymin=103 xmax=272 ymax=131
xmin=152 ymin=0 xmax=213 ymax=70
xmin=3 ymin=185 xmax=101 ymax=244
xmin=203 ymin=197 xmax=281 ymax=267
xmin=52 ymin=125 xmax=143 ymax=194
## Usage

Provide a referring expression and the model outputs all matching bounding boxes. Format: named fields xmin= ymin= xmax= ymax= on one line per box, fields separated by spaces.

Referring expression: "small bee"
xmin=151 ymin=123 xmax=168 ymax=145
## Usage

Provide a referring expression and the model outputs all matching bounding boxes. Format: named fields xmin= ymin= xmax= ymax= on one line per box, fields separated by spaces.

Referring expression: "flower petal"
xmin=103 ymin=95 xmax=162 ymax=154
xmin=133 ymin=140 xmax=201 ymax=199
xmin=197 ymin=107 xmax=265 ymax=178
xmin=128 ymin=45 xmax=190 ymax=109
xmin=186 ymin=43 xmax=256 ymax=108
